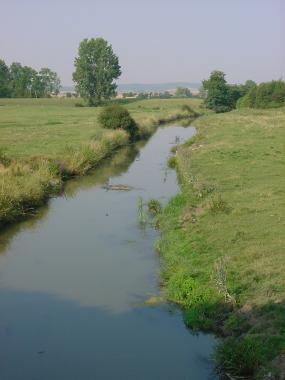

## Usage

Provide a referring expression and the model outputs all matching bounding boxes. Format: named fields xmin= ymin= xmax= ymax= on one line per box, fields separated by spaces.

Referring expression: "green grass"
xmin=157 ymin=107 xmax=285 ymax=378
xmin=0 ymin=98 xmax=201 ymax=158
xmin=0 ymin=97 xmax=200 ymax=226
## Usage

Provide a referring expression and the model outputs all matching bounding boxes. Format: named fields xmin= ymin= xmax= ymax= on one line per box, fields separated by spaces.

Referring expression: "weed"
xmin=137 ymin=196 xmax=147 ymax=227
xmin=147 ymin=199 xmax=162 ymax=215
xmin=167 ymin=156 xmax=176 ymax=169
xmin=209 ymin=194 xmax=231 ymax=214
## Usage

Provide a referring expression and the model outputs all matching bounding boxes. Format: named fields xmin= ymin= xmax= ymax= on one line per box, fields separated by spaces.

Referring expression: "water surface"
xmin=0 ymin=126 xmax=216 ymax=380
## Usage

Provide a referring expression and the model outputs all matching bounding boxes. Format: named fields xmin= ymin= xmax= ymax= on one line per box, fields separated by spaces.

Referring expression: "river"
xmin=0 ymin=125 xmax=216 ymax=380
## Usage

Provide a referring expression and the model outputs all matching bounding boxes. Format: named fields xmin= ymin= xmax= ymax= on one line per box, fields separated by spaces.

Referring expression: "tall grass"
xmin=0 ymin=130 xmax=128 ymax=227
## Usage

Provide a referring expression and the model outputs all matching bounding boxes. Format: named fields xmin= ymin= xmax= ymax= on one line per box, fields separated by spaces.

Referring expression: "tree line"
xmin=202 ymin=70 xmax=285 ymax=113
xmin=0 ymin=59 xmax=61 ymax=98
xmin=1 ymin=37 xmax=285 ymax=109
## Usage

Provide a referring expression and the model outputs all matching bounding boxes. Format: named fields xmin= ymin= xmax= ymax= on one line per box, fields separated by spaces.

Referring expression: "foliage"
xmin=0 ymin=59 xmax=11 ymax=97
xmin=202 ymin=71 xmax=232 ymax=113
xmin=147 ymin=199 xmax=162 ymax=215
xmin=215 ymin=335 xmax=282 ymax=377
xmin=202 ymin=71 xmax=256 ymax=113
xmin=237 ymin=80 xmax=285 ymax=109
xmin=0 ymin=58 xmax=60 ymax=98
xmin=98 ymin=104 xmax=138 ymax=141
xmin=167 ymin=156 xmax=176 ymax=168
xmin=73 ymin=38 xmax=121 ymax=106
xmin=137 ymin=196 xmax=147 ymax=227
xmin=175 ymin=87 xmax=192 ymax=98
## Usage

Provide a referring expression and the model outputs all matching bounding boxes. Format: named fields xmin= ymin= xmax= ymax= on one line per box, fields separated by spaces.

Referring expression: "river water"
xmin=0 ymin=125 xmax=216 ymax=380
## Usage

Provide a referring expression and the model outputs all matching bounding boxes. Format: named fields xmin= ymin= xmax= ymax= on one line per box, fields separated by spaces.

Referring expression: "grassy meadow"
xmin=0 ymin=97 xmax=200 ymax=226
xmin=157 ymin=107 xmax=285 ymax=378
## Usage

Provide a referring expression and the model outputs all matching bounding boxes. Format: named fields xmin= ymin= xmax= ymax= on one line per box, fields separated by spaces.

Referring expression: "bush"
xmin=98 ymin=104 xmax=139 ymax=141
xmin=147 ymin=199 xmax=162 ymax=215
xmin=237 ymin=80 xmax=285 ymax=109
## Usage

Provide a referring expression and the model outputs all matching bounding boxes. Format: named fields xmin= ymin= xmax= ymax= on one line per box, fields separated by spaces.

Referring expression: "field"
xmin=0 ymin=97 xmax=201 ymax=226
xmin=0 ymin=98 xmax=201 ymax=158
xmin=157 ymin=107 xmax=285 ymax=378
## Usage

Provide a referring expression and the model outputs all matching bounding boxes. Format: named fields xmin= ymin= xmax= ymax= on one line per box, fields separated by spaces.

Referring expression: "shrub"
xmin=167 ymin=156 xmax=176 ymax=168
xmin=147 ymin=199 xmax=162 ymax=215
xmin=215 ymin=335 xmax=282 ymax=377
xmin=98 ymin=104 xmax=139 ymax=141
xmin=0 ymin=148 xmax=11 ymax=166
xmin=237 ymin=80 xmax=285 ymax=109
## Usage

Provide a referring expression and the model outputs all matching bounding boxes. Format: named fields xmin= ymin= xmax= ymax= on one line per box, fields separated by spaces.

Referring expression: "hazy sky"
xmin=1 ymin=0 xmax=284 ymax=85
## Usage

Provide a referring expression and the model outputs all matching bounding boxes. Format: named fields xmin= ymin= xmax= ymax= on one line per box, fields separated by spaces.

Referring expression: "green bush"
xmin=215 ymin=335 xmax=282 ymax=377
xmin=147 ymin=199 xmax=162 ymax=215
xmin=98 ymin=104 xmax=139 ymax=141
xmin=237 ymin=80 xmax=285 ymax=109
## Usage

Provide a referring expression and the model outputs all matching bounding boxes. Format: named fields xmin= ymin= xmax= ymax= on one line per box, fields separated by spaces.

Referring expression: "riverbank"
xmin=0 ymin=98 xmax=200 ymax=227
xmin=157 ymin=107 xmax=285 ymax=378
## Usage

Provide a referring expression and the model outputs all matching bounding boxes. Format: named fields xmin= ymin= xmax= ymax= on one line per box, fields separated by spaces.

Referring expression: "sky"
xmin=0 ymin=0 xmax=284 ymax=86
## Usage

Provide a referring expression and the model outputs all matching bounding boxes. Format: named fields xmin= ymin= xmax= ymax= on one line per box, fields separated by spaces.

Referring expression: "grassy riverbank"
xmin=157 ymin=107 xmax=285 ymax=378
xmin=0 ymin=98 xmax=200 ymax=227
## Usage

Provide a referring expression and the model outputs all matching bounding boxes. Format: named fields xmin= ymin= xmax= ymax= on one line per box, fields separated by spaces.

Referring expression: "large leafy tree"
xmin=0 ymin=59 xmax=10 ymax=97
xmin=202 ymin=70 xmax=232 ymax=113
xmin=73 ymin=38 xmax=121 ymax=105
xmin=9 ymin=62 xmax=36 ymax=97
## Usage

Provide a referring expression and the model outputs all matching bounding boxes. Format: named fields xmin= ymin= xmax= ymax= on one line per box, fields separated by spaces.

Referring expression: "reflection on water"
xmin=0 ymin=126 xmax=217 ymax=380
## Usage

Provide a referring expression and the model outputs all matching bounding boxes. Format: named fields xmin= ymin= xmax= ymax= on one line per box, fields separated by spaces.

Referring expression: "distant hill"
xmin=62 ymin=82 xmax=201 ymax=94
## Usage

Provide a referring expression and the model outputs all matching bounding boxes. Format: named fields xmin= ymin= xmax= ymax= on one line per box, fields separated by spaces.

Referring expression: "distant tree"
xmin=0 ymin=59 xmax=10 ymax=97
xmin=244 ymin=80 xmax=256 ymax=92
xmin=137 ymin=92 xmax=148 ymax=99
xmin=202 ymin=71 xmax=232 ymax=113
xmin=237 ymin=80 xmax=285 ymax=109
xmin=175 ymin=87 xmax=192 ymax=98
xmin=9 ymin=63 xmax=36 ymax=97
xmin=73 ymin=38 xmax=121 ymax=106
xmin=227 ymin=84 xmax=247 ymax=108
xmin=38 ymin=68 xmax=61 ymax=96
xmin=122 ymin=92 xmax=136 ymax=98
xmin=159 ymin=91 xmax=172 ymax=99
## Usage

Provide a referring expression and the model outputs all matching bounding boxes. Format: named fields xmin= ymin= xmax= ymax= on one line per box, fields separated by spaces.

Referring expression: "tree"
xmin=9 ymin=63 xmax=36 ymax=97
xmin=38 ymin=68 xmax=61 ymax=96
xmin=202 ymin=71 xmax=232 ymax=113
xmin=244 ymin=80 xmax=256 ymax=92
xmin=175 ymin=87 xmax=192 ymax=98
xmin=0 ymin=59 xmax=10 ymax=97
xmin=237 ymin=80 xmax=285 ymax=109
xmin=73 ymin=38 xmax=121 ymax=106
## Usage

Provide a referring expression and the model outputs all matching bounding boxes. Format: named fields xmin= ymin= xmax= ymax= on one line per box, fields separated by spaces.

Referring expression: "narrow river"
xmin=0 ymin=125 xmax=216 ymax=380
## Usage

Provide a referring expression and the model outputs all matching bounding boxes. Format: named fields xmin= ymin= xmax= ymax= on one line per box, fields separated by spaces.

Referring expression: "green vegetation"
xmin=98 ymin=104 xmax=138 ymax=141
xmin=175 ymin=87 xmax=192 ymax=98
xmin=147 ymin=199 xmax=162 ymax=215
xmin=0 ymin=58 xmax=60 ymax=98
xmin=73 ymin=38 xmax=121 ymax=106
xmin=137 ymin=196 xmax=147 ymax=227
xmin=202 ymin=71 xmax=285 ymax=114
xmin=157 ymin=107 xmax=285 ymax=378
xmin=202 ymin=70 xmax=254 ymax=113
xmin=237 ymin=80 xmax=285 ymax=109
xmin=0 ymin=97 xmax=200 ymax=227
